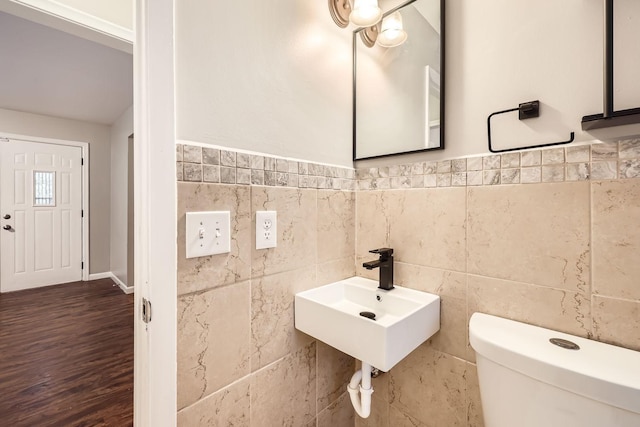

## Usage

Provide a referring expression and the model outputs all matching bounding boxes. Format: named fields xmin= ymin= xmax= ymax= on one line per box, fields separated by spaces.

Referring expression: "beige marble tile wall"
xmin=355 ymin=139 xmax=640 ymax=427
xmin=176 ymin=145 xmax=358 ymax=426
xmin=175 ymin=140 xmax=639 ymax=427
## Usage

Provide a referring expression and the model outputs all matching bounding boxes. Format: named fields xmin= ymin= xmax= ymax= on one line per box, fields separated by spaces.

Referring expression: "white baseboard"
xmin=88 ymin=272 xmax=134 ymax=294
xmin=88 ymin=272 xmax=112 ymax=280
xmin=110 ymin=273 xmax=135 ymax=294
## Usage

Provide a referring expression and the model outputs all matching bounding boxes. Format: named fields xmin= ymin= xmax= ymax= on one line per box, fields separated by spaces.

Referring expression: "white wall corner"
xmin=109 ymin=272 xmax=134 ymax=294
xmin=88 ymin=271 xmax=134 ymax=294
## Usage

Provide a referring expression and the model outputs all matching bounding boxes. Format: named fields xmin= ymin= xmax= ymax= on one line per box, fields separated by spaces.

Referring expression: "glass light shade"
xmin=376 ymin=11 xmax=408 ymax=48
xmin=350 ymin=0 xmax=382 ymax=27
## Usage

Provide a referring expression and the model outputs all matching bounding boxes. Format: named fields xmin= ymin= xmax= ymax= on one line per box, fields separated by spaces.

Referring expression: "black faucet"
xmin=363 ymin=248 xmax=394 ymax=291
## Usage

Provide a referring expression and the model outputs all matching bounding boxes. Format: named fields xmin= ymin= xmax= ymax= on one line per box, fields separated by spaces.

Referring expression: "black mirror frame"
xmin=352 ymin=0 xmax=445 ymax=161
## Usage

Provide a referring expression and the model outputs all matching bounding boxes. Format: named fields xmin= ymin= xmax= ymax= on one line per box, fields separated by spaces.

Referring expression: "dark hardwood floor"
xmin=0 ymin=279 xmax=134 ymax=426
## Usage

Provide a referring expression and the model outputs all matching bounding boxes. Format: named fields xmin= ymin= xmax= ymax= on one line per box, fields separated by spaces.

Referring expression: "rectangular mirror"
xmin=353 ymin=0 xmax=444 ymax=160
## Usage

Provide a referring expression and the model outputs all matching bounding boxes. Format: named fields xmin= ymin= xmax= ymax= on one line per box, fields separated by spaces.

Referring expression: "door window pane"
xmin=34 ymin=171 xmax=55 ymax=206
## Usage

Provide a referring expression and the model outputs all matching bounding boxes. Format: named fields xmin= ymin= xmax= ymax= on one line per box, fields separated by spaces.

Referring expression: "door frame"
xmin=134 ymin=0 xmax=177 ymax=424
xmin=1 ymin=0 xmax=178 ymax=423
xmin=0 ymin=0 xmax=134 ymax=53
xmin=0 ymin=132 xmax=90 ymax=282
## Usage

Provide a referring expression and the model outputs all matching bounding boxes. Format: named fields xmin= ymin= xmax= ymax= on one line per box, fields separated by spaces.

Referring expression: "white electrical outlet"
xmin=256 ymin=211 xmax=277 ymax=249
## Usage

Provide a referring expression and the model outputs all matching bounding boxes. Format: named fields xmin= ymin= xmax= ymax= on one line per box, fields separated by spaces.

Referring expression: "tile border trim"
xmin=356 ymin=138 xmax=640 ymax=190
xmin=176 ymin=138 xmax=640 ymax=191
xmin=176 ymin=143 xmax=356 ymax=191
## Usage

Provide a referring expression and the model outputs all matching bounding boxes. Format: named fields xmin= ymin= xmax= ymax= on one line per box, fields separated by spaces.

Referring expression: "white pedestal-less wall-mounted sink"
xmin=294 ymin=276 xmax=440 ymax=371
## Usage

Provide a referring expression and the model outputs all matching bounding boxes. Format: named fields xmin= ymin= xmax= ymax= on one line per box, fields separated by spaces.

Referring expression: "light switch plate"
xmin=186 ymin=211 xmax=230 ymax=258
xmin=256 ymin=211 xmax=277 ymax=249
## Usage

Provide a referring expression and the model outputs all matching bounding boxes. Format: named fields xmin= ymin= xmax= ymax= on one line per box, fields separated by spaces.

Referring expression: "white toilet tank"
xmin=469 ymin=312 xmax=640 ymax=427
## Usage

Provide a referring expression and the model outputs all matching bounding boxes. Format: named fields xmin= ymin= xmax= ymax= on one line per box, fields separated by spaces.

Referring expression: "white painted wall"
xmin=360 ymin=0 xmax=640 ymax=166
xmin=0 ymin=107 xmax=111 ymax=273
xmin=175 ymin=0 xmax=640 ymax=169
xmin=175 ymin=0 xmax=354 ymax=167
xmin=0 ymin=12 xmax=133 ymax=126
xmin=110 ymin=105 xmax=134 ymax=286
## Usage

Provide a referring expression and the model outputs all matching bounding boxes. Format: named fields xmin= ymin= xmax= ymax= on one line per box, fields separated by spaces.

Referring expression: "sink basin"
xmin=294 ymin=276 xmax=440 ymax=371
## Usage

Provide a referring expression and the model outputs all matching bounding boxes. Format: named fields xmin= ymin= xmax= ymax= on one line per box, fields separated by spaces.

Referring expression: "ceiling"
xmin=0 ymin=11 xmax=133 ymax=126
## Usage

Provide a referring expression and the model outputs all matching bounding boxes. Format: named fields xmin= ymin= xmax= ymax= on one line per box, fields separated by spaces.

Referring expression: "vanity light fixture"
xmin=359 ymin=10 xmax=407 ymax=48
xmin=329 ymin=0 xmax=382 ymax=28
xmin=376 ymin=11 xmax=407 ymax=48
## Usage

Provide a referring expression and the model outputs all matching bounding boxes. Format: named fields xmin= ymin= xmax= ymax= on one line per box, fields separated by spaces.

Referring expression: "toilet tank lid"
xmin=469 ymin=312 xmax=640 ymax=415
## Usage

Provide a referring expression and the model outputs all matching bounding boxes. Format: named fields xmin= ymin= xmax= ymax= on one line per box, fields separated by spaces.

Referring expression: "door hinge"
xmin=142 ymin=298 xmax=152 ymax=323
xmin=81 ymin=158 xmax=84 ymax=166
xmin=81 ymin=210 xmax=84 ymax=218
xmin=81 ymin=261 xmax=84 ymax=270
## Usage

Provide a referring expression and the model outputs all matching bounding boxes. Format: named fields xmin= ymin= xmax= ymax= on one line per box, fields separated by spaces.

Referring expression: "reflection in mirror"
xmin=353 ymin=0 xmax=444 ymax=160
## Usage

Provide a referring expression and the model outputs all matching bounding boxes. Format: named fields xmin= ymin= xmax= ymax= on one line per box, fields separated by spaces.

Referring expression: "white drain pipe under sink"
xmin=347 ymin=361 xmax=374 ymax=418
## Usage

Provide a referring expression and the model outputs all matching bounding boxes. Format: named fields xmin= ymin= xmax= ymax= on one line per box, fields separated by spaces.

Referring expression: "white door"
xmin=0 ymin=139 xmax=83 ymax=292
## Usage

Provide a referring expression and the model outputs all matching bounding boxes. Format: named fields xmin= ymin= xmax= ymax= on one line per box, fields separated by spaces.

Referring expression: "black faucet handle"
xmin=369 ymin=248 xmax=393 ymax=259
